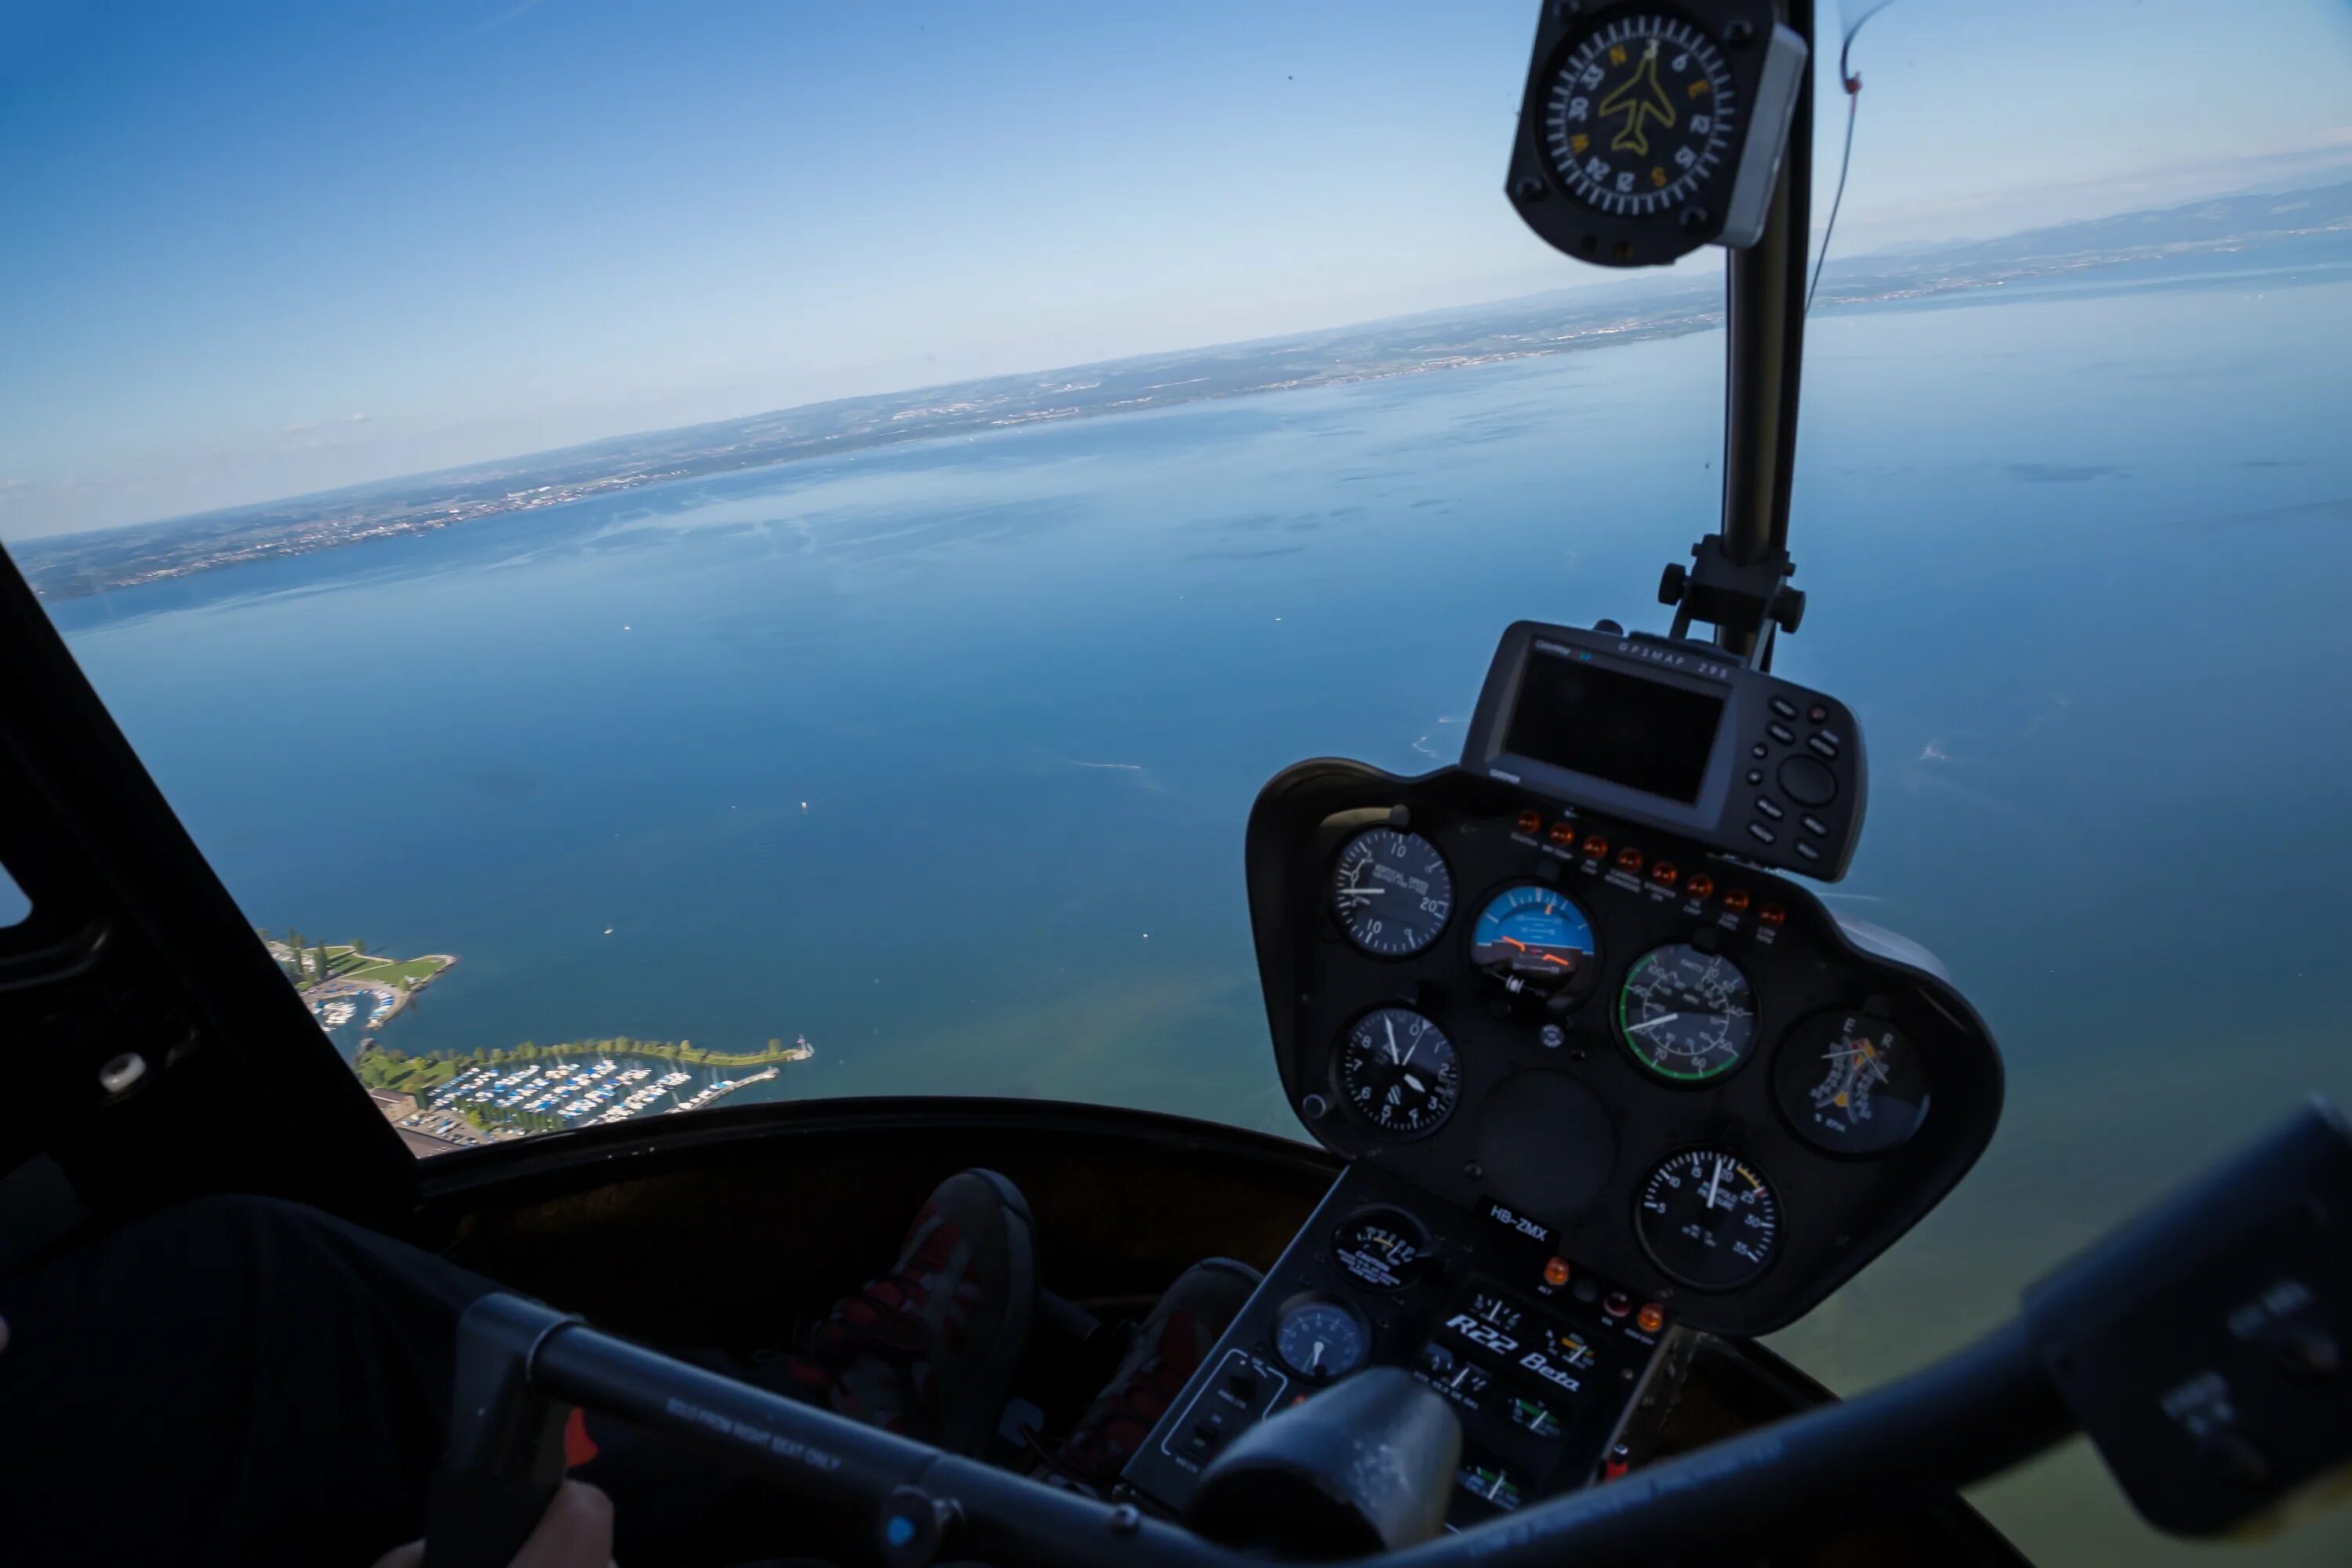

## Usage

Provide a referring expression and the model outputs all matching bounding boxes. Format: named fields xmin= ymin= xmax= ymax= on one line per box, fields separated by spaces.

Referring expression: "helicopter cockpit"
xmin=2 ymin=4 xmax=2349 ymax=1567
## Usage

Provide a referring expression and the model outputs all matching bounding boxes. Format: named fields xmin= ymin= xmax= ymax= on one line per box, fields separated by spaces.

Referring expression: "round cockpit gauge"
xmin=1333 ymin=1206 xmax=1431 ymax=1292
xmin=1542 ymin=16 xmax=1735 ymax=222
xmin=1337 ymin=1007 xmax=1461 ymax=1137
xmin=1276 ymin=1298 xmax=1368 ymax=1381
xmin=1617 ymin=944 xmax=1758 ymax=1083
xmin=1773 ymin=1010 xmax=1929 ymax=1156
xmin=1636 ymin=1149 xmax=1781 ymax=1290
xmin=1331 ymin=827 xmax=1454 ymax=958
xmin=1471 ymin=884 xmax=1599 ymax=1002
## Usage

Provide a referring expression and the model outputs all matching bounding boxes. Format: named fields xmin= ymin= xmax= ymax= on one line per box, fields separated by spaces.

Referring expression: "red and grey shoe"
xmin=775 ymin=1168 xmax=1036 ymax=1455
xmin=1036 ymin=1257 xmax=1262 ymax=1494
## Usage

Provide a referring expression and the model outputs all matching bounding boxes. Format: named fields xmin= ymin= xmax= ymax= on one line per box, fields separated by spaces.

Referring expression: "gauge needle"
xmin=1385 ymin=1015 xmax=1401 ymax=1062
xmin=1707 ymin=1158 xmax=1727 ymax=1210
xmin=1346 ymin=883 xmax=1384 ymax=895
xmin=1627 ymin=1013 xmax=1681 ymax=1034
xmin=1828 ymin=1045 xmax=1893 ymax=1083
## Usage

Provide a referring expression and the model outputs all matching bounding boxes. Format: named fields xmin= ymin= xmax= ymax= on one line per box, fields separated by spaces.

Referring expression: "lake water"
xmin=41 ymin=270 xmax=2352 ymax=1565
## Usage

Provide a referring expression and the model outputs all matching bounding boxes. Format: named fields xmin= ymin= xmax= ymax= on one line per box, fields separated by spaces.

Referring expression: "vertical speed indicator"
xmin=1331 ymin=826 xmax=1454 ymax=957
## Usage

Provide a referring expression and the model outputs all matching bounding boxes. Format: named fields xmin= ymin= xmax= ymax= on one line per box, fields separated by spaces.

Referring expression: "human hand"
xmin=371 ymin=1479 xmax=614 ymax=1568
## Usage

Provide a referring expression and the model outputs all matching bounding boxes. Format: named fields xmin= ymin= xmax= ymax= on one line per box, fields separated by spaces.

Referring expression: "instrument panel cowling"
xmin=1244 ymin=758 xmax=2002 ymax=1338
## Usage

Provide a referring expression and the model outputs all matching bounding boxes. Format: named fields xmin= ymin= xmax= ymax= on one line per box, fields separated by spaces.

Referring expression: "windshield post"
xmin=1715 ymin=0 xmax=1816 ymax=656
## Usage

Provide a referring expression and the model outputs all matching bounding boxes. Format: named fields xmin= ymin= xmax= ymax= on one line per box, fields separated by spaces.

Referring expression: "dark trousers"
xmin=0 ymin=1194 xmax=768 ymax=1566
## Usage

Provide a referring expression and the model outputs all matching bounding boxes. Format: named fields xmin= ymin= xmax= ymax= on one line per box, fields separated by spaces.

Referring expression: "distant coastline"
xmin=15 ymin=178 xmax=2347 ymax=604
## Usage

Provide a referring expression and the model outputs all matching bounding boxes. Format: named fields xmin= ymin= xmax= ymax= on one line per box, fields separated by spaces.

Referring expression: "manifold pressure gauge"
xmin=1507 ymin=0 xmax=1808 ymax=267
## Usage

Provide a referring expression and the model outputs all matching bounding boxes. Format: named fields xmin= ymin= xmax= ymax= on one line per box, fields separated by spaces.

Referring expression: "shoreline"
xmin=358 ymin=1035 xmax=815 ymax=1140
xmin=284 ymin=945 xmax=458 ymax=1033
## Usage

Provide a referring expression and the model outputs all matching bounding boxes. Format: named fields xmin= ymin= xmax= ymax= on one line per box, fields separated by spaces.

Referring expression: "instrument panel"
xmin=1120 ymin=1162 xmax=1688 ymax=1529
xmin=1244 ymin=758 xmax=2002 ymax=1338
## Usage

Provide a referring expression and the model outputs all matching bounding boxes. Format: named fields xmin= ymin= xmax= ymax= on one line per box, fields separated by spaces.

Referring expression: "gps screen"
xmin=1503 ymin=648 xmax=1724 ymax=804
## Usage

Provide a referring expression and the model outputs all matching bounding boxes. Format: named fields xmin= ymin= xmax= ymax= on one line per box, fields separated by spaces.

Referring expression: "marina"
xmin=364 ymin=1034 xmax=816 ymax=1141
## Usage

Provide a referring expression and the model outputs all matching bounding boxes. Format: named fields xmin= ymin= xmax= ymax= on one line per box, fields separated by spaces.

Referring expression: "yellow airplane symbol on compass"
xmin=1599 ymin=41 xmax=1678 ymax=157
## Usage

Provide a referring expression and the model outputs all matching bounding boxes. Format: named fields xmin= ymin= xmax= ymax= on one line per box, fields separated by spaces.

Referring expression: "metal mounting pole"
xmin=1714 ymin=0 xmax=1815 ymax=651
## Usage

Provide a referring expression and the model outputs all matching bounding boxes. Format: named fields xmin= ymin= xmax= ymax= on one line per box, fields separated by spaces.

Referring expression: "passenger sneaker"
xmin=1036 ymin=1257 xmax=1262 ymax=1494
xmin=774 ymin=1169 xmax=1035 ymax=1454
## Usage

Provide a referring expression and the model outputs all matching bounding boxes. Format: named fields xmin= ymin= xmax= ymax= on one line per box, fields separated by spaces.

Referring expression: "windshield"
xmin=5 ymin=5 xmax=2351 ymax=1562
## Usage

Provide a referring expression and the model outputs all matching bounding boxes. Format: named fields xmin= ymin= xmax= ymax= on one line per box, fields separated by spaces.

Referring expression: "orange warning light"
xmin=1722 ymin=888 xmax=1751 ymax=913
xmin=1582 ymin=834 xmax=1608 ymax=858
xmin=1516 ymin=809 xmax=1543 ymax=835
xmin=1636 ymin=1303 xmax=1667 ymax=1334
xmin=1543 ymin=1257 xmax=1572 ymax=1288
xmin=1686 ymin=873 xmax=1714 ymax=899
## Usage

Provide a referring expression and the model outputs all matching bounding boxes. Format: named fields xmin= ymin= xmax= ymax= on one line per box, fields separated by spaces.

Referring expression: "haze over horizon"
xmin=4 ymin=0 xmax=2349 ymax=540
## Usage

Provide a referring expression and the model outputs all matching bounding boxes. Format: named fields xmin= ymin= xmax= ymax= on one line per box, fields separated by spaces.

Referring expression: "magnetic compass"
xmin=1507 ymin=0 xmax=1808 ymax=267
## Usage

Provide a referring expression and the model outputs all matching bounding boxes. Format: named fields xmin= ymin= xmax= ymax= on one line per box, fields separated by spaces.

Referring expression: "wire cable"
xmin=1806 ymin=1 xmax=1897 ymax=315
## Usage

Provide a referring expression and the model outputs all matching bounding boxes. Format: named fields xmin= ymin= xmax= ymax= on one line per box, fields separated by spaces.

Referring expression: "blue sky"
xmin=2 ymin=0 xmax=2348 ymax=539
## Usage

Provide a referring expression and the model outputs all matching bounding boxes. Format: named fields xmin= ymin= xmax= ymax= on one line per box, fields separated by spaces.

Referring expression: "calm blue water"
xmin=42 ymin=272 xmax=2352 ymax=1564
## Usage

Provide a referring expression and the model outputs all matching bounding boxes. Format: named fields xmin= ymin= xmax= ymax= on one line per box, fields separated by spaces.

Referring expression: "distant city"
xmin=11 ymin=179 xmax=2348 ymax=604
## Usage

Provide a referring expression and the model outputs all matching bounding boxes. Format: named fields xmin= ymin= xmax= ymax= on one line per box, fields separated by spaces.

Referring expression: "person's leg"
xmin=1032 ymin=1258 xmax=1262 ymax=1494
xmin=576 ymin=1167 xmax=1038 ymax=1559
xmin=0 ymin=1192 xmax=498 ymax=1566
xmin=0 ymin=1172 xmax=1040 ymax=1566
xmin=768 ymin=1168 xmax=1036 ymax=1455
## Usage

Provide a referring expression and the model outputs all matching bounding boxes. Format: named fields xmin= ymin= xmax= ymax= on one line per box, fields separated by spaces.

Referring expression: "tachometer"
xmin=1617 ymin=943 xmax=1757 ymax=1083
xmin=1773 ymin=1010 xmax=1929 ymax=1156
xmin=1338 ymin=1007 xmax=1461 ymax=1136
xmin=1331 ymin=827 xmax=1454 ymax=957
xmin=1636 ymin=1149 xmax=1780 ymax=1290
xmin=1471 ymin=884 xmax=1598 ymax=1002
